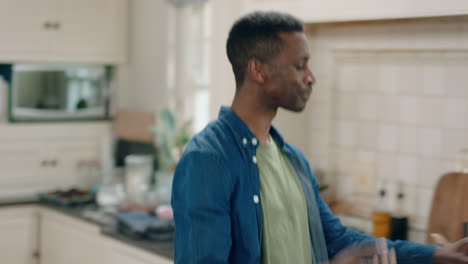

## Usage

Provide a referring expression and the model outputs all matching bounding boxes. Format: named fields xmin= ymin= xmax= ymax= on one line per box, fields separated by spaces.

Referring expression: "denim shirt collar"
xmin=217 ymin=106 xmax=286 ymax=150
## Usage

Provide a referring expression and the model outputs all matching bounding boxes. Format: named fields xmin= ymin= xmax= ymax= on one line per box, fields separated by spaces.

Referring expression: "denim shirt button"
xmin=252 ymin=156 xmax=257 ymax=164
xmin=251 ymin=138 xmax=258 ymax=146
xmin=242 ymin=138 xmax=248 ymax=145
xmin=253 ymin=195 xmax=259 ymax=204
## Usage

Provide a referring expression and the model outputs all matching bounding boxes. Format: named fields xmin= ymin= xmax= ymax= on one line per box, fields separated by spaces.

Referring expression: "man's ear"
xmin=246 ymin=58 xmax=267 ymax=84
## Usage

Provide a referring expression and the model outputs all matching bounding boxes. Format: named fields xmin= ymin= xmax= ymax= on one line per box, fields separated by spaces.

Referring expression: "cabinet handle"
xmin=41 ymin=159 xmax=58 ymax=167
xmin=41 ymin=160 xmax=48 ymax=167
xmin=43 ymin=21 xmax=52 ymax=29
xmin=50 ymin=159 xmax=58 ymax=167
xmin=52 ymin=22 xmax=61 ymax=30
xmin=32 ymin=250 xmax=40 ymax=259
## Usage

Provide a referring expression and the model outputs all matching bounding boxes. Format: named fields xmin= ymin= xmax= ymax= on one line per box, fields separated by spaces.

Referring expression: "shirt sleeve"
xmin=301 ymin=155 xmax=437 ymax=264
xmin=171 ymin=151 xmax=233 ymax=264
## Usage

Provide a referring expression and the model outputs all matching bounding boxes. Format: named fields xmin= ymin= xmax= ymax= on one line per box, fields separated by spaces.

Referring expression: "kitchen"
xmin=0 ymin=0 xmax=468 ymax=263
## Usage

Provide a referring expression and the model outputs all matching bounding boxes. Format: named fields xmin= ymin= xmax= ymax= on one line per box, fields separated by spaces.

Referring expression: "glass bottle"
xmin=372 ymin=179 xmax=391 ymax=238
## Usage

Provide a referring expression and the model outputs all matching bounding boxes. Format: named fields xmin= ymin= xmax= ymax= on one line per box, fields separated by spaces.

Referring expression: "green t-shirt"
xmin=257 ymin=136 xmax=313 ymax=264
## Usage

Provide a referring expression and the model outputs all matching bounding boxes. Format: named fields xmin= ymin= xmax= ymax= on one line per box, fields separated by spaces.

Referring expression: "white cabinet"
xmin=0 ymin=0 xmax=49 ymax=59
xmin=0 ymin=123 xmax=109 ymax=199
xmin=0 ymin=206 xmax=173 ymax=264
xmin=47 ymin=0 xmax=127 ymax=63
xmin=243 ymin=0 xmax=468 ymax=23
xmin=40 ymin=208 xmax=106 ymax=264
xmin=0 ymin=138 xmax=100 ymax=198
xmin=0 ymin=0 xmax=127 ymax=63
xmin=0 ymin=206 xmax=39 ymax=264
xmin=40 ymin=207 xmax=173 ymax=264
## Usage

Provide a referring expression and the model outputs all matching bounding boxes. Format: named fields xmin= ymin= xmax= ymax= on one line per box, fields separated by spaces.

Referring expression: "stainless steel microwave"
xmin=8 ymin=63 xmax=113 ymax=122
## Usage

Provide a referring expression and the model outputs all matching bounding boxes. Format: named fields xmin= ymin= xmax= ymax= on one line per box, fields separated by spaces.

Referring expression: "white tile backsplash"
xmin=400 ymin=184 xmax=418 ymax=218
xmin=419 ymin=158 xmax=445 ymax=188
xmin=443 ymin=98 xmax=468 ymax=129
xmin=377 ymin=124 xmax=398 ymax=152
xmin=377 ymin=152 xmax=397 ymax=180
xmin=445 ymin=65 xmax=468 ymax=97
xmin=378 ymin=95 xmax=400 ymax=123
xmin=312 ymin=16 xmax=468 ymax=239
xmin=336 ymin=148 xmax=355 ymax=174
xmin=421 ymin=64 xmax=446 ymax=96
xmin=399 ymin=96 xmax=420 ymax=124
xmin=335 ymin=175 xmax=354 ymax=199
xmin=418 ymin=97 xmax=442 ymax=127
xmin=416 ymin=187 xmax=434 ymax=219
xmin=358 ymin=122 xmax=378 ymax=149
xmin=398 ymin=154 xmax=420 ymax=185
xmin=398 ymin=126 xmax=419 ymax=154
xmin=378 ymin=64 xmax=399 ymax=94
xmin=337 ymin=121 xmax=357 ymax=147
xmin=337 ymin=64 xmax=360 ymax=92
xmin=442 ymin=129 xmax=468 ymax=159
xmin=310 ymin=102 xmax=330 ymax=129
xmin=335 ymin=93 xmax=357 ymax=120
xmin=397 ymin=65 xmax=423 ymax=96
xmin=358 ymin=95 xmax=378 ymax=121
xmin=410 ymin=215 xmax=430 ymax=233
xmin=359 ymin=64 xmax=379 ymax=92
xmin=418 ymin=128 xmax=443 ymax=158
xmin=310 ymin=128 xmax=330 ymax=156
xmin=357 ymin=150 xmax=376 ymax=163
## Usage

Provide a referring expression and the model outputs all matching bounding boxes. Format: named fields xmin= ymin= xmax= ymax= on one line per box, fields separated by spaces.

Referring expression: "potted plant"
xmin=151 ymin=108 xmax=192 ymax=203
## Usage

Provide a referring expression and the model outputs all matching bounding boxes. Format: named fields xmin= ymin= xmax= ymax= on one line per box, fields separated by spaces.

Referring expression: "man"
xmin=172 ymin=11 xmax=468 ymax=264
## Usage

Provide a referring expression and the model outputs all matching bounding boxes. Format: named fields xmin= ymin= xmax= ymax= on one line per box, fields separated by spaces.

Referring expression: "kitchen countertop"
xmin=0 ymin=198 xmax=174 ymax=260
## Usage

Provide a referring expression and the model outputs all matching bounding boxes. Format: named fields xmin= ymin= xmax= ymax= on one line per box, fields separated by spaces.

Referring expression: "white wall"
xmin=124 ymin=0 xmax=172 ymax=112
xmin=306 ymin=16 xmax=468 ymax=242
xmin=208 ymin=0 xmax=243 ymax=119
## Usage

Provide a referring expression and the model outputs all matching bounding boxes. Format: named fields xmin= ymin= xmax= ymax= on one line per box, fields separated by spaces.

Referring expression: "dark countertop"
xmin=0 ymin=198 xmax=174 ymax=260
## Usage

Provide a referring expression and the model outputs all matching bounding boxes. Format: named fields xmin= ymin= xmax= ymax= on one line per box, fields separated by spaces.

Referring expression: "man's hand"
xmin=330 ymin=238 xmax=397 ymax=264
xmin=433 ymin=238 xmax=468 ymax=264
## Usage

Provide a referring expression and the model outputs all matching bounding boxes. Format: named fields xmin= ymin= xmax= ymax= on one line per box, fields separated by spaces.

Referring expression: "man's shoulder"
xmin=176 ymin=119 xmax=242 ymax=182
xmin=184 ymin=119 xmax=235 ymax=159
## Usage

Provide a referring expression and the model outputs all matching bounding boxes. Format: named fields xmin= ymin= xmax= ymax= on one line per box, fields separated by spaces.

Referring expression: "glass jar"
xmin=154 ymin=170 xmax=174 ymax=204
xmin=124 ymin=154 xmax=153 ymax=205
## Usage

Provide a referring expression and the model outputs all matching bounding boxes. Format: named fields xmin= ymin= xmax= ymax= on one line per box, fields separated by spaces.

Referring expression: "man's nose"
xmin=306 ymin=69 xmax=316 ymax=86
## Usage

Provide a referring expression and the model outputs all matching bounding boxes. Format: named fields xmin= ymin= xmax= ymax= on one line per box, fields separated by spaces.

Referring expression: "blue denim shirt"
xmin=172 ymin=106 xmax=436 ymax=264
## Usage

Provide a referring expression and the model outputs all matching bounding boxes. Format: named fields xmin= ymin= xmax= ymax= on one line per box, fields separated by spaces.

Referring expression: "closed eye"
xmin=295 ymin=64 xmax=305 ymax=70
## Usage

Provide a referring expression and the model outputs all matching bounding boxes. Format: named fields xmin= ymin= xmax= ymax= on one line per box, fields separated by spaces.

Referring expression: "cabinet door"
xmin=0 ymin=0 xmax=50 ymax=61
xmin=40 ymin=209 xmax=106 ymax=264
xmin=0 ymin=206 xmax=39 ymax=264
xmin=48 ymin=0 xmax=127 ymax=63
xmin=0 ymin=140 xmax=54 ymax=199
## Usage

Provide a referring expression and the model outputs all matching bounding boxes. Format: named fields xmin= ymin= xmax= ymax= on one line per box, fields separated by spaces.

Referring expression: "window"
xmin=166 ymin=2 xmax=212 ymax=133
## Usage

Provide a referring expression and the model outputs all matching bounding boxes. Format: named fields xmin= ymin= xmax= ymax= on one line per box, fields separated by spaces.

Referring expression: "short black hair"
xmin=226 ymin=11 xmax=304 ymax=88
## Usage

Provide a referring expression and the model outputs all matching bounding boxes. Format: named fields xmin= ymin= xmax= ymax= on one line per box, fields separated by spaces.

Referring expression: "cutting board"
xmin=427 ymin=172 xmax=468 ymax=244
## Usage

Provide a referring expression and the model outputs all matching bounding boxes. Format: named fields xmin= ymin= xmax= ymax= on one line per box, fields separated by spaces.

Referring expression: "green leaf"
xmin=176 ymin=120 xmax=192 ymax=147
xmin=151 ymin=107 xmax=193 ymax=171
xmin=160 ymin=108 xmax=176 ymax=133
